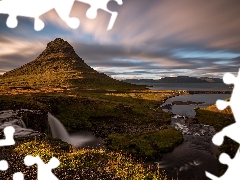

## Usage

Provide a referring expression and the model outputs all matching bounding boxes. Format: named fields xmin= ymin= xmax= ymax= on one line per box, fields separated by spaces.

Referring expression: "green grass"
xmin=14 ymin=139 xmax=169 ymax=180
xmin=106 ymin=127 xmax=183 ymax=160
xmin=0 ymin=91 xmax=172 ymax=134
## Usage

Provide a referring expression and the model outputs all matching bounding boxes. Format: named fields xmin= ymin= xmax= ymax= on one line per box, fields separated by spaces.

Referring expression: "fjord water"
xmin=148 ymin=84 xmax=230 ymax=179
xmin=137 ymin=82 xmax=230 ymax=91
xmin=161 ymin=94 xmax=231 ymax=117
xmin=139 ymin=82 xmax=231 ymax=116
xmin=159 ymin=116 xmax=219 ymax=180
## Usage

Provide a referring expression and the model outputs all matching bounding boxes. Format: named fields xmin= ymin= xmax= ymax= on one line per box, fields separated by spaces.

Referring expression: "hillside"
xmin=0 ymin=38 xmax=145 ymax=90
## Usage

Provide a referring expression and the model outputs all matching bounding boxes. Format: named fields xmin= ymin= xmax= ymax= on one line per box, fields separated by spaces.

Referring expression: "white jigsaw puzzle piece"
xmin=24 ymin=155 xmax=60 ymax=180
xmin=0 ymin=126 xmax=15 ymax=146
xmin=206 ymin=69 xmax=240 ymax=179
xmin=206 ymin=147 xmax=240 ymax=179
xmin=211 ymin=70 xmax=240 ymax=146
xmin=76 ymin=0 xmax=123 ymax=30
xmin=0 ymin=0 xmax=79 ymax=31
xmin=0 ymin=160 xmax=8 ymax=171
xmin=0 ymin=0 xmax=123 ymax=30
xmin=13 ymin=172 xmax=24 ymax=180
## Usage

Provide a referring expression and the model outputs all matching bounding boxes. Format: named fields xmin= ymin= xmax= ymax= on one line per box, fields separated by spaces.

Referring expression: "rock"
xmin=0 ymin=109 xmax=44 ymax=138
xmin=185 ymin=117 xmax=199 ymax=124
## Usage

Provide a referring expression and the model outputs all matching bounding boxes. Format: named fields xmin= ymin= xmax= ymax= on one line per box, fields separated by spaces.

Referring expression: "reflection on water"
xmin=161 ymin=94 xmax=230 ymax=117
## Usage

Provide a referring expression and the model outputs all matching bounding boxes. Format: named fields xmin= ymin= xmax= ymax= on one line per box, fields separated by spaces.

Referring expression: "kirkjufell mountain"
xmin=0 ymin=38 xmax=144 ymax=90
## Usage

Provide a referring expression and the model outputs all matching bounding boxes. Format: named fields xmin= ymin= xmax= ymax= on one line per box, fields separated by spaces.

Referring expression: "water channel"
xmin=0 ymin=93 xmax=230 ymax=179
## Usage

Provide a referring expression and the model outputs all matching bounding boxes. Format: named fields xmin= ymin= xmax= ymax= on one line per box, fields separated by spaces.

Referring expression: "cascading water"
xmin=47 ymin=113 xmax=100 ymax=148
xmin=0 ymin=110 xmax=40 ymax=137
xmin=157 ymin=115 xmax=219 ymax=180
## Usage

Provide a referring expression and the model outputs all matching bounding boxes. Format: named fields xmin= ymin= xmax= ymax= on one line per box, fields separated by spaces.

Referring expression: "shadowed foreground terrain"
xmin=0 ymin=38 xmax=235 ymax=179
xmin=0 ymin=38 xmax=185 ymax=179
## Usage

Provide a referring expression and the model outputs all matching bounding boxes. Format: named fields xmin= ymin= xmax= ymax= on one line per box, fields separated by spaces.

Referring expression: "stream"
xmin=157 ymin=94 xmax=231 ymax=179
xmin=158 ymin=115 xmax=219 ymax=180
xmin=0 ymin=93 xmax=227 ymax=180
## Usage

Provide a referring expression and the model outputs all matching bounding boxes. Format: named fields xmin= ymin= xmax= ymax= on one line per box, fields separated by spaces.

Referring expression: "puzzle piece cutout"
xmin=0 ymin=126 xmax=60 ymax=179
xmin=212 ymin=71 xmax=240 ymax=146
xmin=205 ymin=69 xmax=240 ymax=179
xmin=0 ymin=0 xmax=79 ymax=31
xmin=0 ymin=126 xmax=15 ymax=146
xmin=76 ymin=0 xmax=123 ymax=30
xmin=13 ymin=172 xmax=24 ymax=180
xmin=24 ymin=155 xmax=60 ymax=180
xmin=0 ymin=126 xmax=14 ymax=176
xmin=0 ymin=0 xmax=123 ymax=31
xmin=206 ymin=148 xmax=240 ymax=179
xmin=0 ymin=160 xmax=8 ymax=171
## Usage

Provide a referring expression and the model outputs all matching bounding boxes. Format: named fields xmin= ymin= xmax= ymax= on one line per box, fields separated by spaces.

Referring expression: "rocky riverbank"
xmin=156 ymin=115 xmax=219 ymax=180
xmin=0 ymin=110 xmax=42 ymax=138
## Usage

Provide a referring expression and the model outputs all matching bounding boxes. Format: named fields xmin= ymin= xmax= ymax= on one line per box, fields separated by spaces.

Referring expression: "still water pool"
xmin=161 ymin=94 xmax=231 ymax=117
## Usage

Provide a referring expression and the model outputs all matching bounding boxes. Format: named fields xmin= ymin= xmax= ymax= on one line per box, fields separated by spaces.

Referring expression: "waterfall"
xmin=19 ymin=119 xmax=26 ymax=128
xmin=47 ymin=113 xmax=95 ymax=148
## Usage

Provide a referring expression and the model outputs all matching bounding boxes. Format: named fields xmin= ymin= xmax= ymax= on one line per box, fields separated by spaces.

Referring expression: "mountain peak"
xmin=1 ymin=38 xmax=144 ymax=90
xmin=47 ymin=38 xmax=72 ymax=48
xmin=39 ymin=38 xmax=76 ymax=58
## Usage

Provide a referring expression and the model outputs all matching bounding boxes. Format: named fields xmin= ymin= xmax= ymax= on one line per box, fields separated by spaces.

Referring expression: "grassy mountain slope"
xmin=0 ymin=38 xmax=145 ymax=90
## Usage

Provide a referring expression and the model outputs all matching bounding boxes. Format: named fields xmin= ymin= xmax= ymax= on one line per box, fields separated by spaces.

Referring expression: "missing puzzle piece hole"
xmin=6 ymin=16 xmax=18 ymax=28
xmin=216 ymin=99 xmax=229 ymax=110
xmin=223 ymin=73 xmax=236 ymax=85
xmin=0 ymin=160 xmax=8 ymax=171
xmin=219 ymin=153 xmax=231 ymax=165
xmin=34 ymin=18 xmax=45 ymax=31
xmin=66 ymin=17 xmax=80 ymax=29
xmin=212 ymin=133 xmax=224 ymax=146
xmin=13 ymin=172 xmax=24 ymax=180
xmin=86 ymin=8 xmax=98 ymax=19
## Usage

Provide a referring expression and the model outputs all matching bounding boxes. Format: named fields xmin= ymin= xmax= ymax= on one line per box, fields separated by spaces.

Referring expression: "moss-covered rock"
xmin=105 ymin=127 xmax=183 ymax=160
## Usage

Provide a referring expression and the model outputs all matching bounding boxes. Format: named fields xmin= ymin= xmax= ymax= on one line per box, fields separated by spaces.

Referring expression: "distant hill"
xmin=123 ymin=76 xmax=223 ymax=84
xmin=158 ymin=76 xmax=210 ymax=83
xmin=0 ymin=38 xmax=145 ymax=90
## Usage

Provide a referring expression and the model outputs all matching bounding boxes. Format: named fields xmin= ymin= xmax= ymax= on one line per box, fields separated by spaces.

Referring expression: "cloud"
xmin=0 ymin=0 xmax=240 ymax=78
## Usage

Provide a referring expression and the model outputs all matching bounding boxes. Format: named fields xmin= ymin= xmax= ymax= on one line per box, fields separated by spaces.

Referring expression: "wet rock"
xmin=20 ymin=110 xmax=48 ymax=133
xmin=185 ymin=117 xmax=199 ymax=124
xmin=171 ymin=116 xmax=216 ymax=137
xmin=0 ymin=110 xmax=43 ymax=138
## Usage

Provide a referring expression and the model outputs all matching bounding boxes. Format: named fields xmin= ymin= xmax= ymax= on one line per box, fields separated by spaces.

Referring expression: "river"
xmin=1 ymin=82 xmax=230 ymax=179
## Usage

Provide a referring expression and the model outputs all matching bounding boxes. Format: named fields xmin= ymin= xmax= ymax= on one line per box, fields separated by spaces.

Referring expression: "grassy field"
xmin=12 ymin=138 xmax=169 ymax=179
xmin=1 ymin=86 xmax=236 ymax=179
xmin=0 ymin=88 xmax=186 ymax=179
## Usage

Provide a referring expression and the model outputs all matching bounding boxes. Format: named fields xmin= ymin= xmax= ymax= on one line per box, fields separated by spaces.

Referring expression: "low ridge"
xmin=0 ymin=38 xmax=144 ymax=90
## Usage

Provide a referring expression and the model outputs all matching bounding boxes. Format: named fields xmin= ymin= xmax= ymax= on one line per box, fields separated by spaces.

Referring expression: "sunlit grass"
xmin=14 ymin=140 xmax=170 ymax=179
xmin=195 ymin=98 xmax=238 ymax=175
xmin=105 ymin=91 xmax=184 ymax=101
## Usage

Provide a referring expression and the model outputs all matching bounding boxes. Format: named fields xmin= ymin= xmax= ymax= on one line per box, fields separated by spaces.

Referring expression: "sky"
xmin=0 ymin=0 xmax=240 ymax=80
